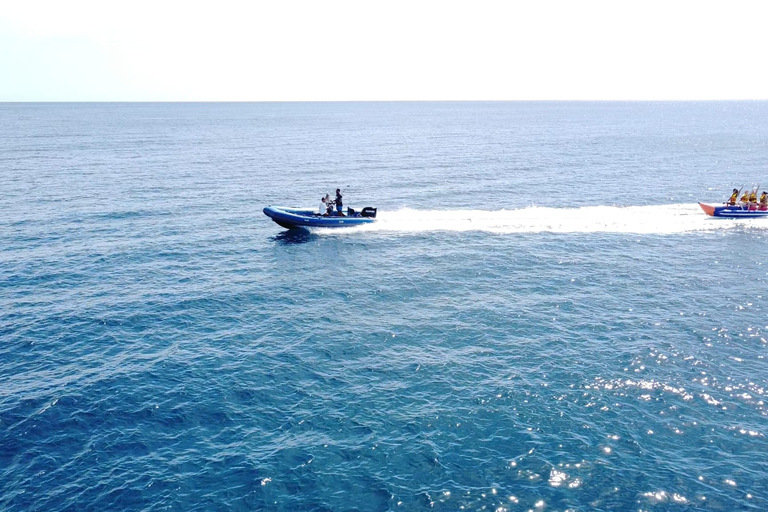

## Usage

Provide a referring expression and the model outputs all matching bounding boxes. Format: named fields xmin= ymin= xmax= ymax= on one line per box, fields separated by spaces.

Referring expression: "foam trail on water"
xmin=318 ymin=204 xmax=766 ymax=235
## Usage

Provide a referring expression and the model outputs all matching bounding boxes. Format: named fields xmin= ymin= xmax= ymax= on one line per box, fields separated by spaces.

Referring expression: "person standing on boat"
xmin=335 ymin=188 xmax=344 ymax=216
xmin=727 ymin=188 xmax=739 ymax=205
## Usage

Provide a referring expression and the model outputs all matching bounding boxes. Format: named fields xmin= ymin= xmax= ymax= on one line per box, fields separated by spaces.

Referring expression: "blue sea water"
xmin=1 ymin=101 xmax=767 ymax=511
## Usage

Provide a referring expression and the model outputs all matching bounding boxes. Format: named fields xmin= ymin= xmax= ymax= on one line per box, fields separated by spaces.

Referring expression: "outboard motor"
xmin=361 ymin=207 xmax=377 ymax=218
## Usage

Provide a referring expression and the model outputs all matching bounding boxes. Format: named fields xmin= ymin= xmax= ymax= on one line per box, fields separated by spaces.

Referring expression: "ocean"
xmin=1 ymin=101 xmax=766 ymax=511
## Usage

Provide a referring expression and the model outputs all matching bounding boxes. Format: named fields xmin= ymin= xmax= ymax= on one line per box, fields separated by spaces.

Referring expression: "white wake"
xmin=319 ymin=204 xmax=766 ymax=235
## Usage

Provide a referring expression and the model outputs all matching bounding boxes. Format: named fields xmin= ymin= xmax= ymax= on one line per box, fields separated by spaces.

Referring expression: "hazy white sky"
xmin=1 ymin=0 xmax=766 ymax=101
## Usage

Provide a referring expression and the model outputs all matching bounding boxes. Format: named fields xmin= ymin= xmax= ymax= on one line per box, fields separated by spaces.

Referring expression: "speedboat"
xmin=699 ymin=203 xmax=768 ymax=218
xmin=263 ymin=206 xmax=377 ymax=229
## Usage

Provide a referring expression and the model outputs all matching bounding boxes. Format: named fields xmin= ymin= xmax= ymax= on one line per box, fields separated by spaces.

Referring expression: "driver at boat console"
xmin=335 ymin=189 xmax=344 ymax=216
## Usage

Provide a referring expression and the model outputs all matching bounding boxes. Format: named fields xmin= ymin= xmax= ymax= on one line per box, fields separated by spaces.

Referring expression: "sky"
xmin=0 ymin=0 xmax=766 ymax=101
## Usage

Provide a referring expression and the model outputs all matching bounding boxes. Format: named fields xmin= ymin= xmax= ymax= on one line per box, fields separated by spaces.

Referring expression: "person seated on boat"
xmin=318 ymin=197 xmax=329 ymax=216
xmin=748 ymin=189 xmax=759 ymax=210
xmin=740 ymin=190 xmax=751 ymax=207
xmin=760 ymin=191 xmax=768 ymax=211
xmin=726 ymin=188 xmax=739 ymax=205
xmin=335 ymin=188 xmax=344 ymax=216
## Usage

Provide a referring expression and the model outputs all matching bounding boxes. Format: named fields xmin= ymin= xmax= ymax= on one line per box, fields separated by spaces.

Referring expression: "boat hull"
xmin=263 ymin=206 xmax=377 ymax=229
xmin=699 ymin=203 xmax=768 ymax=218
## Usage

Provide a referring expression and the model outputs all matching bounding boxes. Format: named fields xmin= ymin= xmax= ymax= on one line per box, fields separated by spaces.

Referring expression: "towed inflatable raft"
xmin=263 ymin=206 xmax=377 ymax=229
xmin=699 ymin=203 xmax=768 ymax=218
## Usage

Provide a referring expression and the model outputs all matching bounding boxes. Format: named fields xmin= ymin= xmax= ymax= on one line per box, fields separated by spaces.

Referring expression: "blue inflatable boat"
xmin=263 ymin=206 xmax=378 ymax=229
xmin=699 ymin=202 xmax=768 ymax=218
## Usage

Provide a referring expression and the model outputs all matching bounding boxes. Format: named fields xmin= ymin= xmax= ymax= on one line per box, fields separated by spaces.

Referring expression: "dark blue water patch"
xmin=270 ymin=230 xmax=317 ymax=246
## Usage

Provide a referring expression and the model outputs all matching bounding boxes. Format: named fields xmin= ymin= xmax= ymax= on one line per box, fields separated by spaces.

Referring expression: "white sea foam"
xmin=322 ymin=204 xmax=766 ymax=235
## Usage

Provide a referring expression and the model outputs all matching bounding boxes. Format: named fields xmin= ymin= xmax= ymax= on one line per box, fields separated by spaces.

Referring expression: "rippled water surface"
xmin=1 ymin=102 xmax=767 ymax=511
